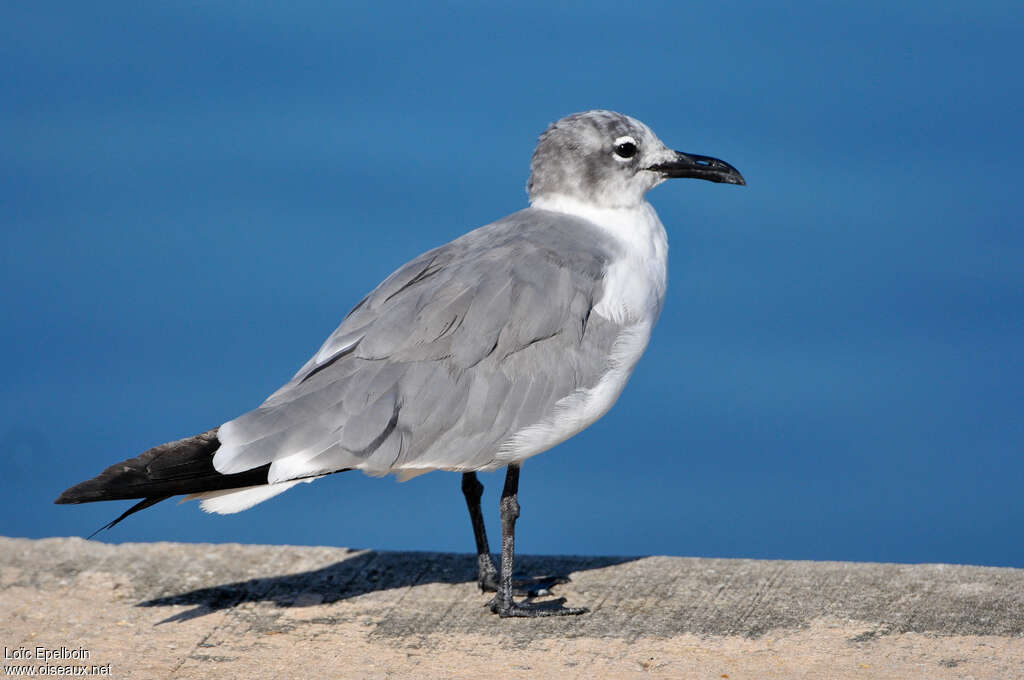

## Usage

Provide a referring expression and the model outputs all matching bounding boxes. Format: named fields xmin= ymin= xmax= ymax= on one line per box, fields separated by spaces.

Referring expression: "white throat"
xmin=530 ymin=193 xmax=669 ymax=324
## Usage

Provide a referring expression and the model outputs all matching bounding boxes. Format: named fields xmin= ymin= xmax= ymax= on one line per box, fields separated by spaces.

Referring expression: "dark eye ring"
xmin=614 ymin=141 xmax=638 ymax=159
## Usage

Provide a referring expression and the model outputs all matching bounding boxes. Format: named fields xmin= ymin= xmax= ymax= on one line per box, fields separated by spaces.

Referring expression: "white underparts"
xmin=530 ymin=194 xmax=668 ymax=324
xmin=493 ymin=194 xmax=669 ymax=465
xmin=203 ymin=194 xmax=670 ymax=509
xmin=494 ymin=320 xmax=653 ymax=465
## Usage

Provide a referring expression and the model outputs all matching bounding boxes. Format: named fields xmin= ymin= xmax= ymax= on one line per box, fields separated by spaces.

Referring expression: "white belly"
xmin=494 ymin=195 xmax=669 ymax=466
xmin=494 ymin=320 xmax=655 ymax=466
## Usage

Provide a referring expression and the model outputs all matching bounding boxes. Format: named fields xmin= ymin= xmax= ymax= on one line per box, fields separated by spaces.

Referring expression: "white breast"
xmin=493 ymin=194 xmax=669 ymax=467
xmin=531 ymin=194 xmax=669 ymax=324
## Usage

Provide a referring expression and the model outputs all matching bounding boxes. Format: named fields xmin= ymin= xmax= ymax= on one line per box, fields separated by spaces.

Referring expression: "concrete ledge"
xmin=2 ymin=536 xmax=1023 ymax=678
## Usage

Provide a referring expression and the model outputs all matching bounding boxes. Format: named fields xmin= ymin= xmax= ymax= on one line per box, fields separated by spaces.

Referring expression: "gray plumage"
xmin=209 ymin=110 xmax=693 ymax=490
xmin=214 ymin=208 xmax=626 ymax=481
xmin=528 ymin=110 xmax=674 ymax=206
xmin=56 ymin=109 xmax=745 ymax=617
xmin=56 ymin=109 xmax=744 ymax=564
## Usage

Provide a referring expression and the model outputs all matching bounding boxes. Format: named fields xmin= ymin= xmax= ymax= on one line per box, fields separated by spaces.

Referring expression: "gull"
xmin=56 ymin=110 xmax=744 ymax=617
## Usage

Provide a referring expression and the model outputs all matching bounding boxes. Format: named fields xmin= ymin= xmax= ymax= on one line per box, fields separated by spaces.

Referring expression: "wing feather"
xmin=214 ymin=208 xmax=624 ymax=479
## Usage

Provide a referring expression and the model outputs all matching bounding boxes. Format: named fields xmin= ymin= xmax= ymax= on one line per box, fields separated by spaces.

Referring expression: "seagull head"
xmin=527 ymin=110 xmax=745 ymax=209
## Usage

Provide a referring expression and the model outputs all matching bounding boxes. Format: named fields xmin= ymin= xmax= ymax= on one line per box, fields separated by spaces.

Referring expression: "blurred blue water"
xmin=2 ymin=1 xmax=1022 ymax=566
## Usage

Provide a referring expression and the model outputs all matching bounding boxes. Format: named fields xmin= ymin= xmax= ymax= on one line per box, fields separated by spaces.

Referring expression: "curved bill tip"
xmin=649 ymin=151 xmax=746 ymax=186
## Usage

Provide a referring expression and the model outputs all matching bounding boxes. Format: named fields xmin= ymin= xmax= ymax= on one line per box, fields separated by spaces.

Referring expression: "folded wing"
xmin=214 ymin=208 xmax=625 ymax=482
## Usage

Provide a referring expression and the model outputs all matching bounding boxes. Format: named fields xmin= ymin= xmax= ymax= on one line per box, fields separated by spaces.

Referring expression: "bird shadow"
xmin=138 ymin=550 xmax=637 ymax=624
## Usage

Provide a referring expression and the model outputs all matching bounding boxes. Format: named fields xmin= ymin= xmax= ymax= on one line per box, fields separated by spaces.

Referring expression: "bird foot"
xmin=488 ymin=596 xmax=588 ymax=618
xmin=477 ymin=573 xmax=572 ymax=598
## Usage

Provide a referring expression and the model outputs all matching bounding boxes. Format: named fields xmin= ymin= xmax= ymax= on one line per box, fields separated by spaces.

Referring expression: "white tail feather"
xmin=182 ymin=477 xmax=318 ymax=514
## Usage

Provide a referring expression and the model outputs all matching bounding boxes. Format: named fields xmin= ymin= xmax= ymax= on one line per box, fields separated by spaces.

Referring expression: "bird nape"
xmin=56 ymin=110 xmax=745 ymax=618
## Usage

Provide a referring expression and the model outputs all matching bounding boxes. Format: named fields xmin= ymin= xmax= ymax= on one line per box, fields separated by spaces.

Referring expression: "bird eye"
xmin=613 ymin=137 xmax=638 ymax=160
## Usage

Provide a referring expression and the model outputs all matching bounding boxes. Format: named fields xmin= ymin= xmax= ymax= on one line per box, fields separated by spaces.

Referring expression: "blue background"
xmin=3 ymin=2 xmax=1022 ymax=567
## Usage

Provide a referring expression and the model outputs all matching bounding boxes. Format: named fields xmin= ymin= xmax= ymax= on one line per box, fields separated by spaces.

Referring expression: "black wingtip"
xmin=55 ymin=476 xmax=121 ymax=504
xmin=54 ymin=428 xmax=227 ymax=505
xmin=55 ymin=487 xmax=91 ymax=505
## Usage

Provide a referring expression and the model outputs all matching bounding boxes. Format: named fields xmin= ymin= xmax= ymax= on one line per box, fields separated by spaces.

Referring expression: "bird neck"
xmin=529 ymin=193 xmax=667 ymax=261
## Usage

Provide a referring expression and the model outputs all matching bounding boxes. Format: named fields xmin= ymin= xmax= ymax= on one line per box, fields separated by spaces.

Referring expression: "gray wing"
xmin=214 ymin=208 xmax=625 ymax=481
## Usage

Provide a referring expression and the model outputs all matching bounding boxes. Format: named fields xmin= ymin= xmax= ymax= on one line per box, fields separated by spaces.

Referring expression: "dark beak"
xmin=648 ymin=151 xmax=746 ymax=186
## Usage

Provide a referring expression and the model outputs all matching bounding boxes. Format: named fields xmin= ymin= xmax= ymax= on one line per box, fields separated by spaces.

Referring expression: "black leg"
xmin=497 ymin=464 xmax=520 ymax=607
xmin=489 ymin=464 xmax=588 ymax=617
xmin=461 ymin=471 xmax=499 ymax=591
xmin=461 ymin=471 xmax=571 ymax=597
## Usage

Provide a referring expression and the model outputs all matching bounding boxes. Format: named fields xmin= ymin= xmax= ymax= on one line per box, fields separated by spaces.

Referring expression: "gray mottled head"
xmin=527 ymin=110 xmax=744 ymax=208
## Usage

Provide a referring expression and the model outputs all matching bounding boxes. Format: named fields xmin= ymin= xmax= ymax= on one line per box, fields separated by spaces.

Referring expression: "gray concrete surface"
xmin=2 ymin=536 xmax=1022 ymax=678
